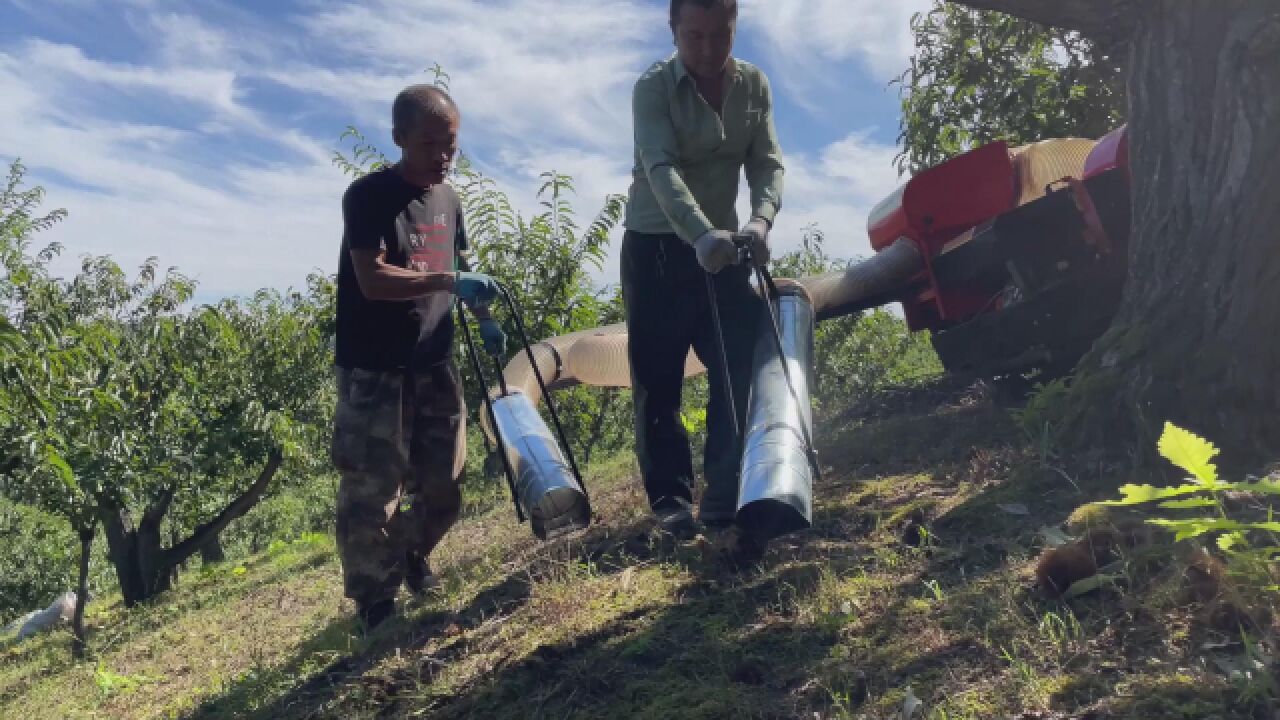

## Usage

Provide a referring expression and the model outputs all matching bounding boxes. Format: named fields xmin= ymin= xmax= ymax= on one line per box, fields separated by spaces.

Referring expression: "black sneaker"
xmin=698 ymin=508 xmax=736 ymax=530
xmin=655 ymin=501 xmax=699 ymax=540
xmin=405 ymin=552 xmax=442 ymax=598
xmin=357 ymin=598 xmax=396 ymax=631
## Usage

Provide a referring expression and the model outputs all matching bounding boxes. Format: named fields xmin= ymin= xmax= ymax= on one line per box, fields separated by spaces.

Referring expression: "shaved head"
xmin=392 ymin=84 xmax=459 ymax=134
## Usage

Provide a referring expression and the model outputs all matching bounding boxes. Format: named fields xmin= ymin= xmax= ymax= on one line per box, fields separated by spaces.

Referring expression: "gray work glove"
xmin=693 ymin=229 xmax=740 ymax=274
xmin=740 ymin=217 xmax=771 ymax=267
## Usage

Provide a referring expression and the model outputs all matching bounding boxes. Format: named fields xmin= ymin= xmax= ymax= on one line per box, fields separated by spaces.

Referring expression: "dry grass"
xmin=2 ymin=381 xmax=1273 ymax=719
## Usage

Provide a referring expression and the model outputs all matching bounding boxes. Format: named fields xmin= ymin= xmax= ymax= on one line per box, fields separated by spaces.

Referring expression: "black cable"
xmin=705 ymin=270 xmax=741 ymax=443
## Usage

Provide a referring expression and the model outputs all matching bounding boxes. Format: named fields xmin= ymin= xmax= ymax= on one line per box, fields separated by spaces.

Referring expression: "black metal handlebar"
xmin=456 ymin=281 xmax=590 ymax=527
xmin=706 ymin=234 xmax=822 ymax=481
xmin=456 ymin=301 xmax=525 ymax=523
xmin=493 ymin=283 xmax=588 ymax=501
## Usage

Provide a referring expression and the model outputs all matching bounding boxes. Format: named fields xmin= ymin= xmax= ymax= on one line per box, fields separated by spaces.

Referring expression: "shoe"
xmin=357 ymin=598 xmax=396 ymax=631
xmin=655 ymin=500 xmax=699 ymax=540
xmin=405 ymin=552 xmax=442 ymax=598
xmin=697 ymin=508 xmax=736 ymax=530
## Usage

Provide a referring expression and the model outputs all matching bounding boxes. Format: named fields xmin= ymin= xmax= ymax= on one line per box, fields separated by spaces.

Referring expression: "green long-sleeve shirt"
xmin=624 ymin=55 xmax=785 ymax=244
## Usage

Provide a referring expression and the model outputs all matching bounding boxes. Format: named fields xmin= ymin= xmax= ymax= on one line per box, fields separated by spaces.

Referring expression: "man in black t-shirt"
xmin=331 ymin=85 xmax=504 ymax=630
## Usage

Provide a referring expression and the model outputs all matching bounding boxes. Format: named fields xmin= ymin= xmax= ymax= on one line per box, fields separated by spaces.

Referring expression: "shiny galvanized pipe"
xmin=735 ymin=286 xmax=817 ymax=541
xmin=489 ymin=390 xmax=591 ymax=540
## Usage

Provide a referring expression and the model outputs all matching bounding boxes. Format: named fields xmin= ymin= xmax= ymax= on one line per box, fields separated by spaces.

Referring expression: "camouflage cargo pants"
xmin=331 ymin=362 xmax=467 ymax=607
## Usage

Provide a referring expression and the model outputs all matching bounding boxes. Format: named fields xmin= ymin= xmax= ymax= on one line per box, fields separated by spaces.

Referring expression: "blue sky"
xmin=0 ymin=0 xmax=929 ymax=299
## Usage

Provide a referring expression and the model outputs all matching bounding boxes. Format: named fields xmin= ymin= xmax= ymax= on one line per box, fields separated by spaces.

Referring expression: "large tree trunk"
xmin=99 ymin=504 xmax=170 ymax=607
xmin=952 ymin=0 xmax=1280 ymax=465
xmin=97 ymin=449 xmax=283 ymax=605
xmin=1063 ymin=3 xmax=1280 ymax=464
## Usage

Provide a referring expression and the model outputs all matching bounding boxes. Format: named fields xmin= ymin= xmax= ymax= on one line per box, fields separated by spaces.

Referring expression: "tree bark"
xmin=98 ymin=449 xmax=283 ymax=605
xmin=71 ymin=524 xmax=93 ymax=660
xmin=200 ymin=534 xmax=227 ymax=565
xmin=99 ymin=505 xmax=168 ymax=607
xmin=161 ymin=448 xmax=283 ymax=571
xmin=1058 ymin=2 xmax=1280 ymax=466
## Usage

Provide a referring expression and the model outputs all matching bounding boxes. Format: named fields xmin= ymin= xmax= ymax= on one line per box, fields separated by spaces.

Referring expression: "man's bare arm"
xmin=350 ymin=248 xmax=456 ymax=301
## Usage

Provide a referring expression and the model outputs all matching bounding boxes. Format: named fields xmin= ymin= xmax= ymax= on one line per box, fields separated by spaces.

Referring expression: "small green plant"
xmin=93 ymin=663 xmax=162 ymax=698
xmin=680 ymin=406 xmax=708 ymax=436
xmin=1094 ymin=422 xmax=1280 ymax=554
xmin=1037 ymin=607 xmax=1081 ymax=650
xmin=998 ymin=643 xmax=1048 ymax=703
xmin=1012 ymin=377 xmax=1071 ymax=453
xmin=923 ymin=579 xmax=945 ymax=602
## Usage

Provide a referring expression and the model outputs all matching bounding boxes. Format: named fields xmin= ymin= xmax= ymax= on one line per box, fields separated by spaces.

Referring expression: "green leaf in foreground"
xmin=1157 ymin=422 xmax=1219 ymax=486
xmin=1148 ymin=518 xmax=1280 ymax=542
xmin=1157 ymin=497 xmax=1218 ymax=510
xmin=1093 ymin=483 xmax=1202 ymax=506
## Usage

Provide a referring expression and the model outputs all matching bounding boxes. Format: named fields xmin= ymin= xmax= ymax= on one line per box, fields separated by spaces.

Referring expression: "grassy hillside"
xmin=1 ymin=380 xmax=1270 ymax=719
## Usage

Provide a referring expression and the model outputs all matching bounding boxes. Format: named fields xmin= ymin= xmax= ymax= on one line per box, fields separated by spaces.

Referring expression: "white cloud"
xmin=0 ymin=39 xmax=346 ymax=297
xmin=1 ymin=0 xmax=913 ymax=303
xmin=740 ymin=0 xmax=930 ymax=95
xmin=22 ymin=39 xmax=248 ymax=123
xmin=289 ymin=0 xmax=661 ymax=153
xmin=147 ymin=13 xmax=232 ymax=66
xmin=754 ymin=131 xmax=904 ymax=265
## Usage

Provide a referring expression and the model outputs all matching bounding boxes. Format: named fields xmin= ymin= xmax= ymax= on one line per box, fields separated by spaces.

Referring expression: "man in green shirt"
xmin=622 ymin=0 xmax=785 ymax=549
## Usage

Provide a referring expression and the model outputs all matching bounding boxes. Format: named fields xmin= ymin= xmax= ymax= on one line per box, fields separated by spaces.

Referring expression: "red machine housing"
xmin=1083 ymin=126 xmax=1131 ymax=180
xmin=866 ymin=126 xmax=1133 ymax=378
xmin=866 ymin=141 xmax=1018 ymax=331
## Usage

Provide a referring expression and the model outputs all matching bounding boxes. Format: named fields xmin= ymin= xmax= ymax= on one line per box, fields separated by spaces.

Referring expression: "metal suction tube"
xmin=458 ymin=284 xmax=591 ymax=541
xmin=488 ymin=391 xmax=591 ymax=540
xmin=735 ymin=283 xmax=818 ymax=541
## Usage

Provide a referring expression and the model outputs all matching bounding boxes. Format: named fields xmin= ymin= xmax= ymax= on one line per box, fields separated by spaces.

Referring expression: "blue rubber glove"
xmin=455 ymin=271 xmax=499 ymax=307
xmin=478 ymin=318 xmax=506 ymax=357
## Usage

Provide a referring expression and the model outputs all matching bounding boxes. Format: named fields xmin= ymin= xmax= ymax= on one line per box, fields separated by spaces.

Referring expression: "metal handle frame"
xmin=493 ymin=283 xmax=589 ymax=501
xmin=457 ymin=279 xmax=589 ymax=513
xmin=704 ymin=271 xmax=741 ymax=442
xmin=456 ymin=301 xmax=525 ymax=522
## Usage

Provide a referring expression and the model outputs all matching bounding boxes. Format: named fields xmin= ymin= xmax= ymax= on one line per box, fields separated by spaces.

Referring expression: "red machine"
xmin=866 ymin=126 xmax=1132 ymax=379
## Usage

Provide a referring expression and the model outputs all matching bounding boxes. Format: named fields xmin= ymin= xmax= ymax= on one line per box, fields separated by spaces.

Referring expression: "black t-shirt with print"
xmin=335 ymin=167 xmax=468 ymax=370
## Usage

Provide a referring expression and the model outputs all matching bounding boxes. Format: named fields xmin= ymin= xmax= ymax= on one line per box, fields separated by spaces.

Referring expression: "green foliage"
xmin=220 ymin=476 xmax=338 ymax=558
xmin=896 ymin=2 xmax=1125 ymax=172
xmin=1011 ymin=377 xmax=1071 ymax=449
xmin=0 ymin=159 xmax=336 ymax=606
xmin=93 ymin=663 xmax=162 ymax=698
xmin=161 ymin=280 xmax=336 ymax=547
xmin=0 ymin=497 xmax=111 ymax=624
xmin=1157 ymin=424 xmax=1219 ymax=487
xmin=1095 ymin=421 xmax=1280 ymax=556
